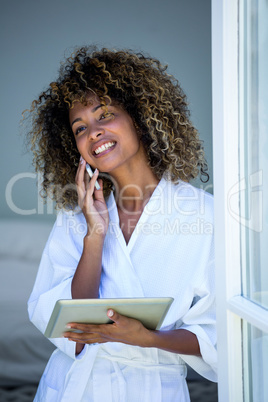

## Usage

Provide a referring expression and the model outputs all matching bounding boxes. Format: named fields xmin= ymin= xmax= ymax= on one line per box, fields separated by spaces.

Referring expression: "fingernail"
xmin=80 ymin=156 xmax=84 ymax=165
xmin=94 ymin=168 xmax=98 ymax=175
xmin=65 ymin=325 xmax=71 ymax=329
xmin=107 ymin=309 xmax=114 ymax=317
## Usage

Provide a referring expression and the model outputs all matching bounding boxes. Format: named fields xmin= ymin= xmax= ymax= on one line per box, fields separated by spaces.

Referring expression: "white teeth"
xmin=94 ymin=142 xmax=115 ymax=155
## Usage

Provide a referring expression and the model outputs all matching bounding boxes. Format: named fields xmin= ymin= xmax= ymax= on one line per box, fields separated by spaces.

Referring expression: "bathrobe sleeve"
xmin=177 ymin=238 xmax=217 ymax=382
xmin=28 ymin=210 xmax=86 ymax=359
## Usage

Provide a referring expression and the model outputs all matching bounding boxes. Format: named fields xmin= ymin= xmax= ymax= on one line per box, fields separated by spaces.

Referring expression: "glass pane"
xmin=243 ymin=321 xmax=268 ymax=402
xmin=239 ymin=0 xmax=268 ymax=309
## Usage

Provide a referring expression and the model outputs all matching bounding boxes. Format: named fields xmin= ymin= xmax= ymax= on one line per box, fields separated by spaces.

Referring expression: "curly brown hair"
xmin=25 ymin=45 xmax=209 ymax=210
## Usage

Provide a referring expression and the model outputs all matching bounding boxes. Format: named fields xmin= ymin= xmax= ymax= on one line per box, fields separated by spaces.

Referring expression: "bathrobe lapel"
xmin=100 ymin=178 xmax=167 ymax=299
xmin=100 ymin=193 xmax=145 ymax=298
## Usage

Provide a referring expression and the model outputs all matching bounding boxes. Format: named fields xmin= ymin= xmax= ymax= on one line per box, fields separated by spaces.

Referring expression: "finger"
xmin=84 ymin=182 xmax=97 ymax=210
xmin=107 ymin=309 xmax=128 ymax=326
xmin=67 ymin=336 xmax=98 ymax=343
xmin=64 ymin=331 xmax=108 ymax=344
xmin=75 ymin=156 xmax=86 ymax=181
xmin=83 ymin=170 xmax=100 ymax=208
xmin=68 ymin=337 xmax=107 ymax=345
xmin=84 ymin=169 xmax=90 ymax=186
xmin=65 ymin=323 xmax=106 ymax=333
xmin=86 ymin=168 xmax=99 ymax=191
xmin=76 ymin=157 xmax=87 ymax=198
xmin=64 ymin=331 xmax=97 ymax=340
xmin=93 ymin=179 xmax=105 ymax=202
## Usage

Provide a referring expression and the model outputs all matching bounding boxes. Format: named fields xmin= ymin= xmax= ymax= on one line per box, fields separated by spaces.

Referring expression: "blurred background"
xmin=0 ymin=0 xmax=217 ymax=400
xmin=0 ymin=0 xmax=213 ymax=224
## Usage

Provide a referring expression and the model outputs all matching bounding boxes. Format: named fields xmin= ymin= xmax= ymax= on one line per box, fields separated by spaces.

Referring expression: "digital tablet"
xmin=44 ymin=297 xmax=173 ymax=338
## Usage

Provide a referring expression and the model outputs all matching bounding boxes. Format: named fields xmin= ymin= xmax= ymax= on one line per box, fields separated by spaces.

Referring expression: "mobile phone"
xmin=86 ymin=163 xmax=101 ymax=190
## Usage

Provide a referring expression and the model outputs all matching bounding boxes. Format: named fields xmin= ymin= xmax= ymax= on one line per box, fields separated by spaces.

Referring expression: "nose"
xmin=87 ymin=124 xmax=104 ymax=141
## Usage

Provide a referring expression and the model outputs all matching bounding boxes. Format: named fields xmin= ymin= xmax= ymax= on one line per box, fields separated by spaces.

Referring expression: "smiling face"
xmin=69 ymin=97 xmax=145 ymax=175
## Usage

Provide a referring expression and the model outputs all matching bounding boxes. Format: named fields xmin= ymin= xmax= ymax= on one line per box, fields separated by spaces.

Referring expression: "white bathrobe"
xmin=28 ymin=178 xmax=217 ymax=401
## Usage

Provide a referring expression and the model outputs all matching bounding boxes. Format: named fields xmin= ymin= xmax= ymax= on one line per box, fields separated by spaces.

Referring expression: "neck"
xmin=110 ymin=166 xmax=159 ymax=214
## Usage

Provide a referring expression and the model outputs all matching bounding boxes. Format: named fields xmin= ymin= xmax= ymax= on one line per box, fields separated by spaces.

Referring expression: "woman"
xmin=27 ymin=46 xmax=217 ymax=401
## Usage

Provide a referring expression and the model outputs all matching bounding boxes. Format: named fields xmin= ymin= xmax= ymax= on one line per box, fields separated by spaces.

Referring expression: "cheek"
xmin=130 ymin=130 xmax=141 ymax=150
xmin=75 ymin=137 xmax=94 ymax=163
xmin=121 ymin=121 xmax=140 ymax=145
xmin=75 ymin=135 xmax=87 ymax=152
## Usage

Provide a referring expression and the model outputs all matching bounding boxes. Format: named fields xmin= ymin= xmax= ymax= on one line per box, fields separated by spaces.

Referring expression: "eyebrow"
xmin=71 ymin=104 xmax=103 ymax=127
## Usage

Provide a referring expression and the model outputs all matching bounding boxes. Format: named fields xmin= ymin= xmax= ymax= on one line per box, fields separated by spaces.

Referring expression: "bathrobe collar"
xmin=105 ymin=176 xmax=168 ymax=254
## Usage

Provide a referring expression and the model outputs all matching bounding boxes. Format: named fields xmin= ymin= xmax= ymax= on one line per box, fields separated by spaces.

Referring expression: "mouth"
xmin=93 ymin=141 xmax=116 ymax=156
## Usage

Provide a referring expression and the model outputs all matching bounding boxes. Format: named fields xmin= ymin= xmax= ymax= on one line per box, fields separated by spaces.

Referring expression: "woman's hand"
xmin=76 ymin=157 xmax=109 ymax=238
xmin=64 ymin=310 xmax=201 ymax=356
xmin=63 ymin=310 xmax=153 ymax=348
xmin=71 ymin=157 xmax=108 ymax=300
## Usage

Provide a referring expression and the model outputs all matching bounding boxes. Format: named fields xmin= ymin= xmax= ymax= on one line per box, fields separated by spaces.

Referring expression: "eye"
xmin=99 ymin=112 xmax=114 ymax=121
xmin=75 ymin=126 xmax=86 ymax=135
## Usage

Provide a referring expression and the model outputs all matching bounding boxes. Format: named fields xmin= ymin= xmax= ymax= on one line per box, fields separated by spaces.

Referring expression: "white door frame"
xmin=212 ymin=0 xmax=268 ymax=400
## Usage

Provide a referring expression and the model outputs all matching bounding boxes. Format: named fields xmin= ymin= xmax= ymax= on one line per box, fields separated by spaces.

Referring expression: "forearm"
xmin=71 ymin=234 xmax=104 ymax=299
xmin=147 ymin=329 xmax=201 ymax=356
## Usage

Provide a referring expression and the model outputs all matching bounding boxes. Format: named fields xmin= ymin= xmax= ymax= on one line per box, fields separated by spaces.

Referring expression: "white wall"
xmin=0 ymin=0 xmax=212 ymax=222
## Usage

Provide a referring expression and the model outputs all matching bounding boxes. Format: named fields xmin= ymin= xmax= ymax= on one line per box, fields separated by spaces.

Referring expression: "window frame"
xmin=212 ymin=0 xmax=268 ymax=400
